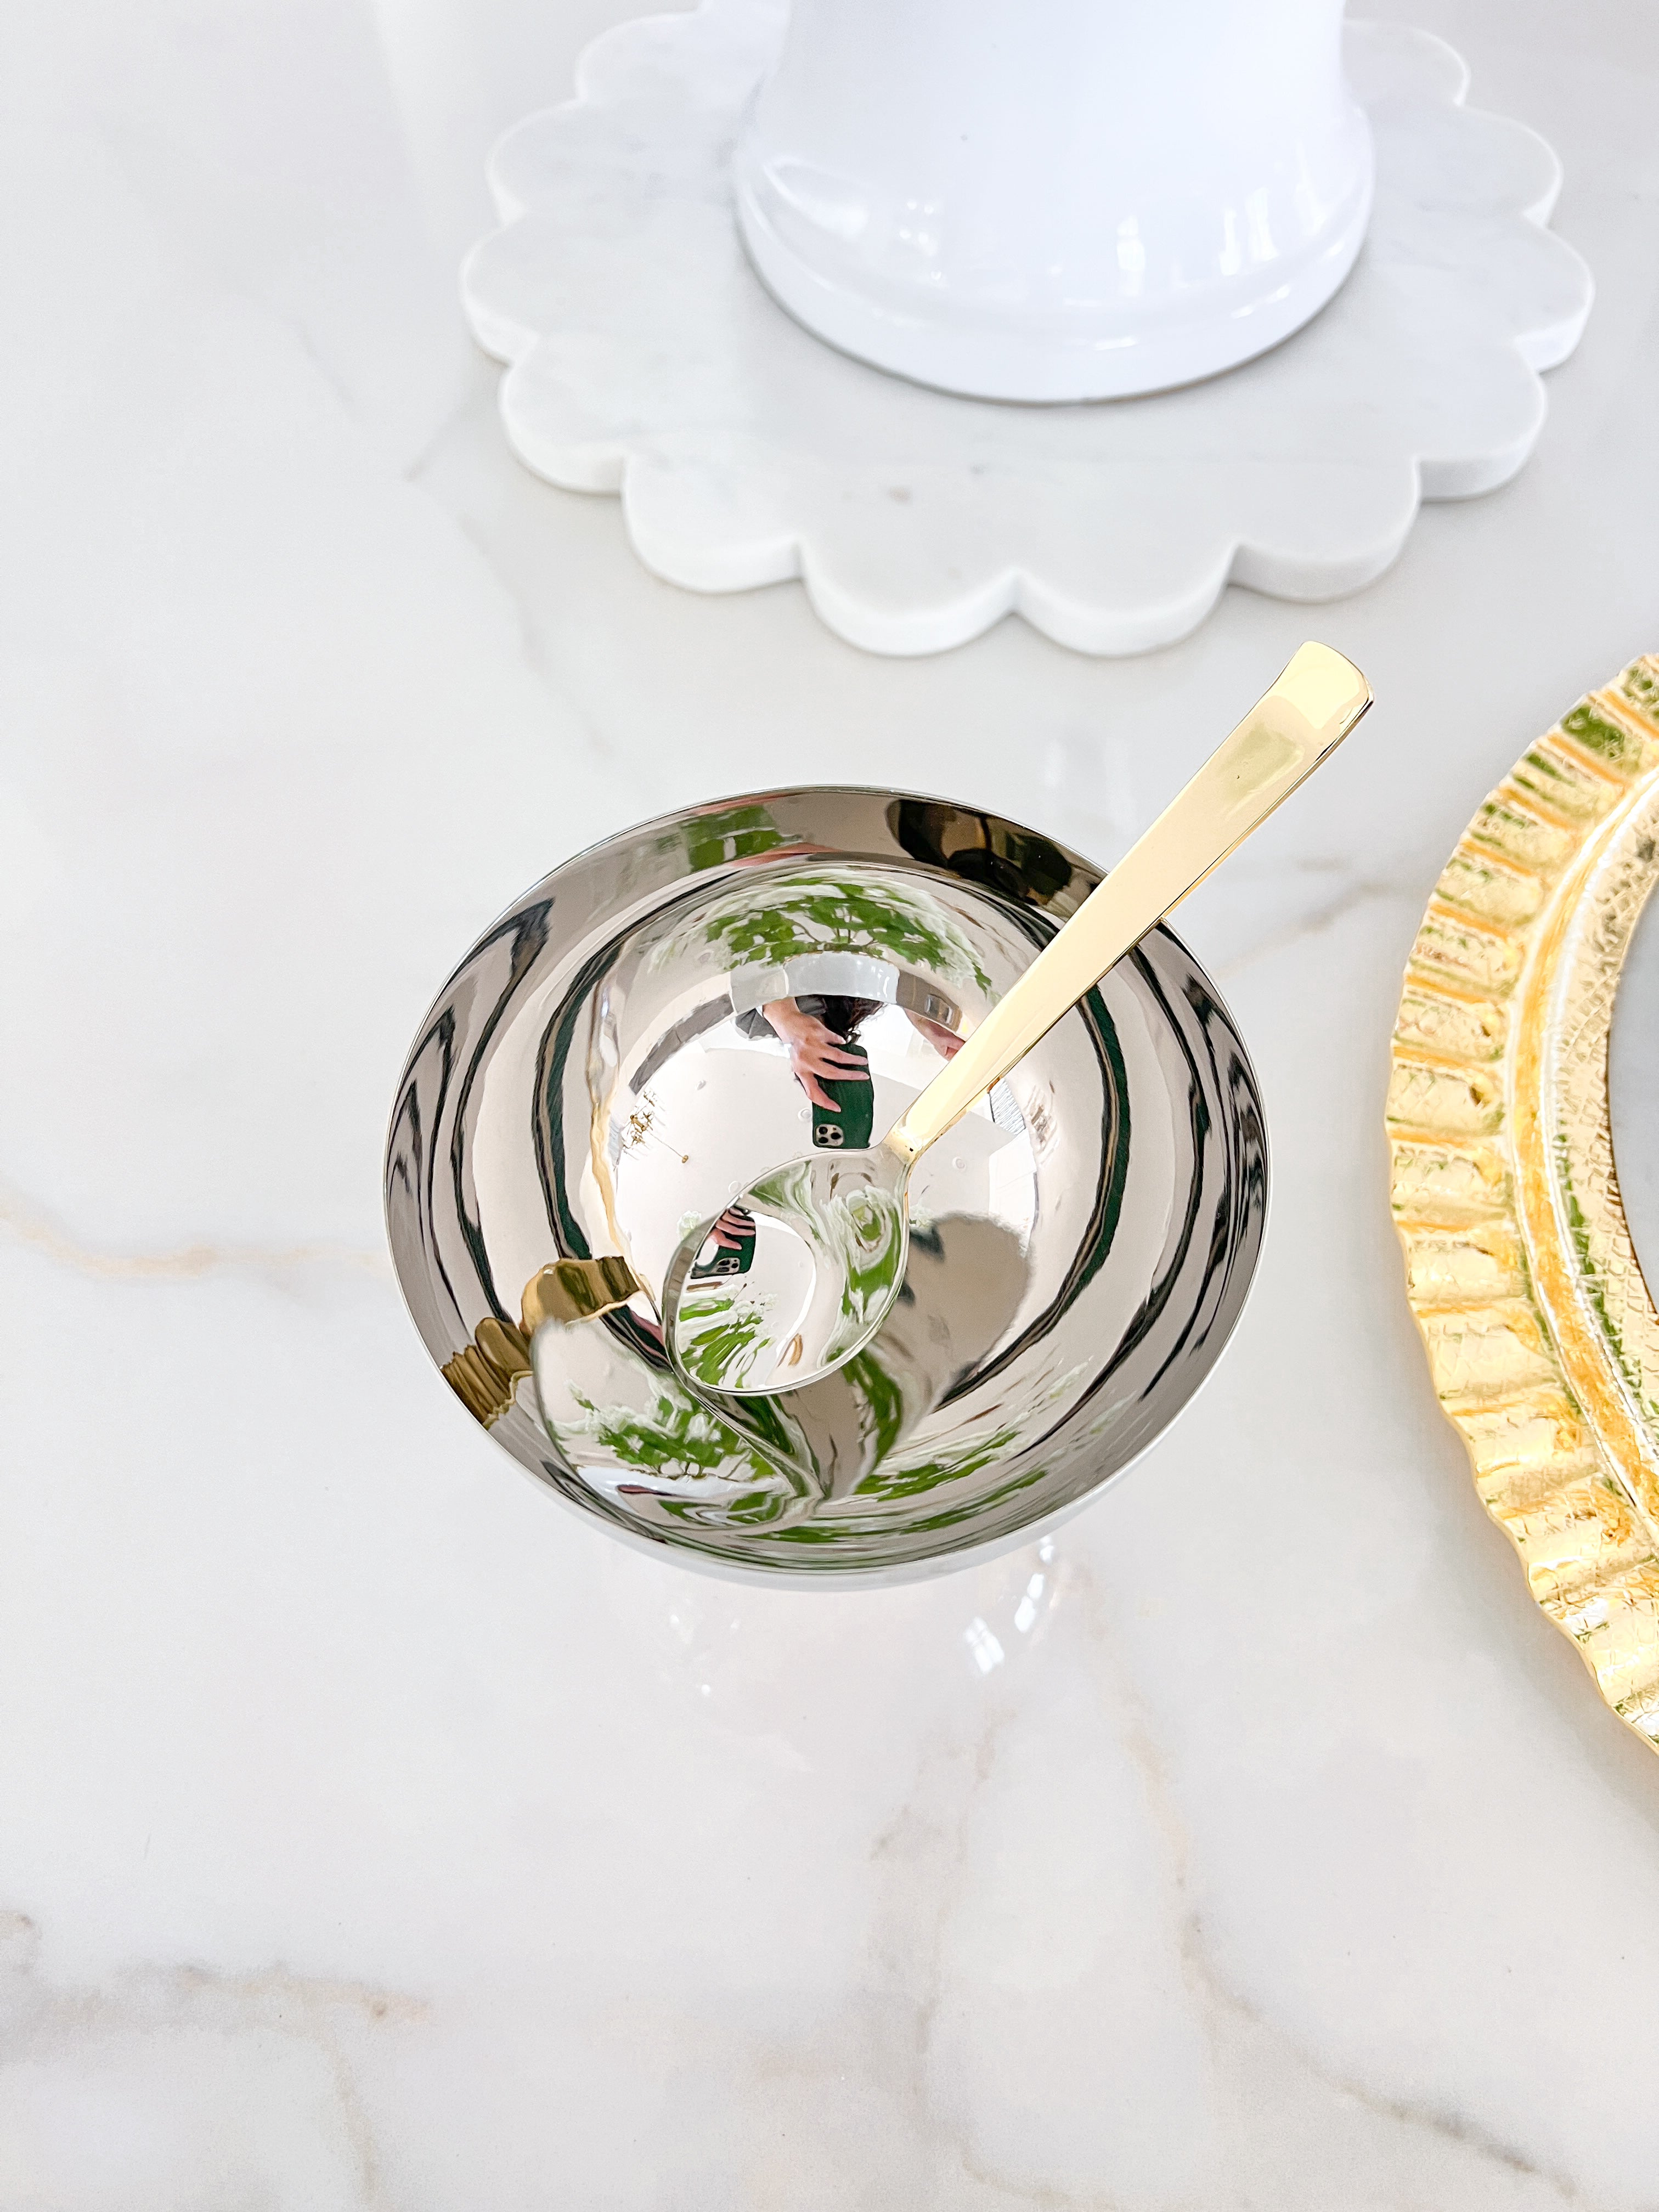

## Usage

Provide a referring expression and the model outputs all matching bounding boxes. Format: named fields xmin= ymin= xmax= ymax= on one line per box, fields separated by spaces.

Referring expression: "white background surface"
xmin=2 ymin=2 xmax=1658 ymax=2205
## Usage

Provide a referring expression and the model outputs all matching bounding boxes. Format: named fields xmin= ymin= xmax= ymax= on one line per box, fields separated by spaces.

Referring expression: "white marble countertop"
xmin=3 ymin=1 xmax=1659 ymax=2203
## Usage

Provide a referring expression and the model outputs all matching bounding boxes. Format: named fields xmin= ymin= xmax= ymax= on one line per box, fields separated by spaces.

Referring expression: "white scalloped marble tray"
xmin=464 ymin=7 xmax=1592 ymax=657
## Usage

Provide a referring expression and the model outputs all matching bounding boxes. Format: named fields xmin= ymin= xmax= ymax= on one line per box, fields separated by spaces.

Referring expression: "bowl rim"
xmin=385 ymin=782 xmax=1269 ymax=1584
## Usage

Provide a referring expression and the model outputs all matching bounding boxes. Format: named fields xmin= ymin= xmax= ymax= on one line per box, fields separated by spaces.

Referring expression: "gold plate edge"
xmin=1388 ymin=658 xmax=1659 ymax=1747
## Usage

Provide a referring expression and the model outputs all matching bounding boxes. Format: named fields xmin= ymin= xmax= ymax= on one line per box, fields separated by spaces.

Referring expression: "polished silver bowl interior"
xmin=386 ymin=788 xmax=1266 ymax=1582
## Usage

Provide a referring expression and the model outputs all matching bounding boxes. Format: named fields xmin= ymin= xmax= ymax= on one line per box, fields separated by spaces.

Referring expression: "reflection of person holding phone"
xmin=758 ymin=998 xmax=871 ymax=1110
xmin=743 ymin=993 xmax=971 ymax=1120
xmin=738 ymin=994 xmax=878 ymax=1150
xmin=740 ymin=994 xmax=968 ymax=1153
xmin=694 ymin=1203 xmax=757 ymax=1277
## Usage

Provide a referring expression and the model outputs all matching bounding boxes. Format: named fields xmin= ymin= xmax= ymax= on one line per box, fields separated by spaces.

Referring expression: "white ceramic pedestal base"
xmin=731 ymin=0 xmax=1375 ymax=402
xmin=464 ymin=8 xmax=1592 ymax=658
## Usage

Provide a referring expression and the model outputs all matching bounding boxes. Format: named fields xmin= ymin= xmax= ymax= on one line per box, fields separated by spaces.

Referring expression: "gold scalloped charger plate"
xmin=1389 ymin=655 xmax=1659 ymax=1749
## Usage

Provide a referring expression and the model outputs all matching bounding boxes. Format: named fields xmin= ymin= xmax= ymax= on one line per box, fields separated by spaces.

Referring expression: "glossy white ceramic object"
xmin=733 ymin=0 xmax=1375 ymax=401
xmin=463 ymin=11 xmax=1592 ymax=657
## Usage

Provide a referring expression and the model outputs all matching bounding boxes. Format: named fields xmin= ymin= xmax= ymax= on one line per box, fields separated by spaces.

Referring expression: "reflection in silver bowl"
xmin=385 ymin=789 xmax=1266 ymax=1583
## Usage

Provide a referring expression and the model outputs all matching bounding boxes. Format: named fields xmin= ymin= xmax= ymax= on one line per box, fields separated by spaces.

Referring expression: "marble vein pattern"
xmin=3 ymin=0 xmax=1659 ymax=2204
xmin=462 ymin=5 xmax=1593 ymax=656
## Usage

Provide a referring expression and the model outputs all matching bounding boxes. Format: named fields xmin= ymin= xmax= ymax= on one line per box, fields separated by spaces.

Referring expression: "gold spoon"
xmin=664 ymin=641 xmax=1372 ymax=1397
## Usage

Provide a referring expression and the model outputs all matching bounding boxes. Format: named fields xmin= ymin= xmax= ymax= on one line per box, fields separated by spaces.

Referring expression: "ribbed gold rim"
xmin=1389 ymin=656 xmax=1659 ymax=1750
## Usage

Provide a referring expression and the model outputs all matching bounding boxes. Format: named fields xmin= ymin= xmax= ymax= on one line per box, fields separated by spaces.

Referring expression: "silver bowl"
xmin=385 ymin=788 xmax=1266 ymax=1583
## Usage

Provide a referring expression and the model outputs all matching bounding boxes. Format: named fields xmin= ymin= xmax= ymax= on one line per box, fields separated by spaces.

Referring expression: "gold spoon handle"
xmin=885 ymin=641 xmax=1372 ymax=1167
